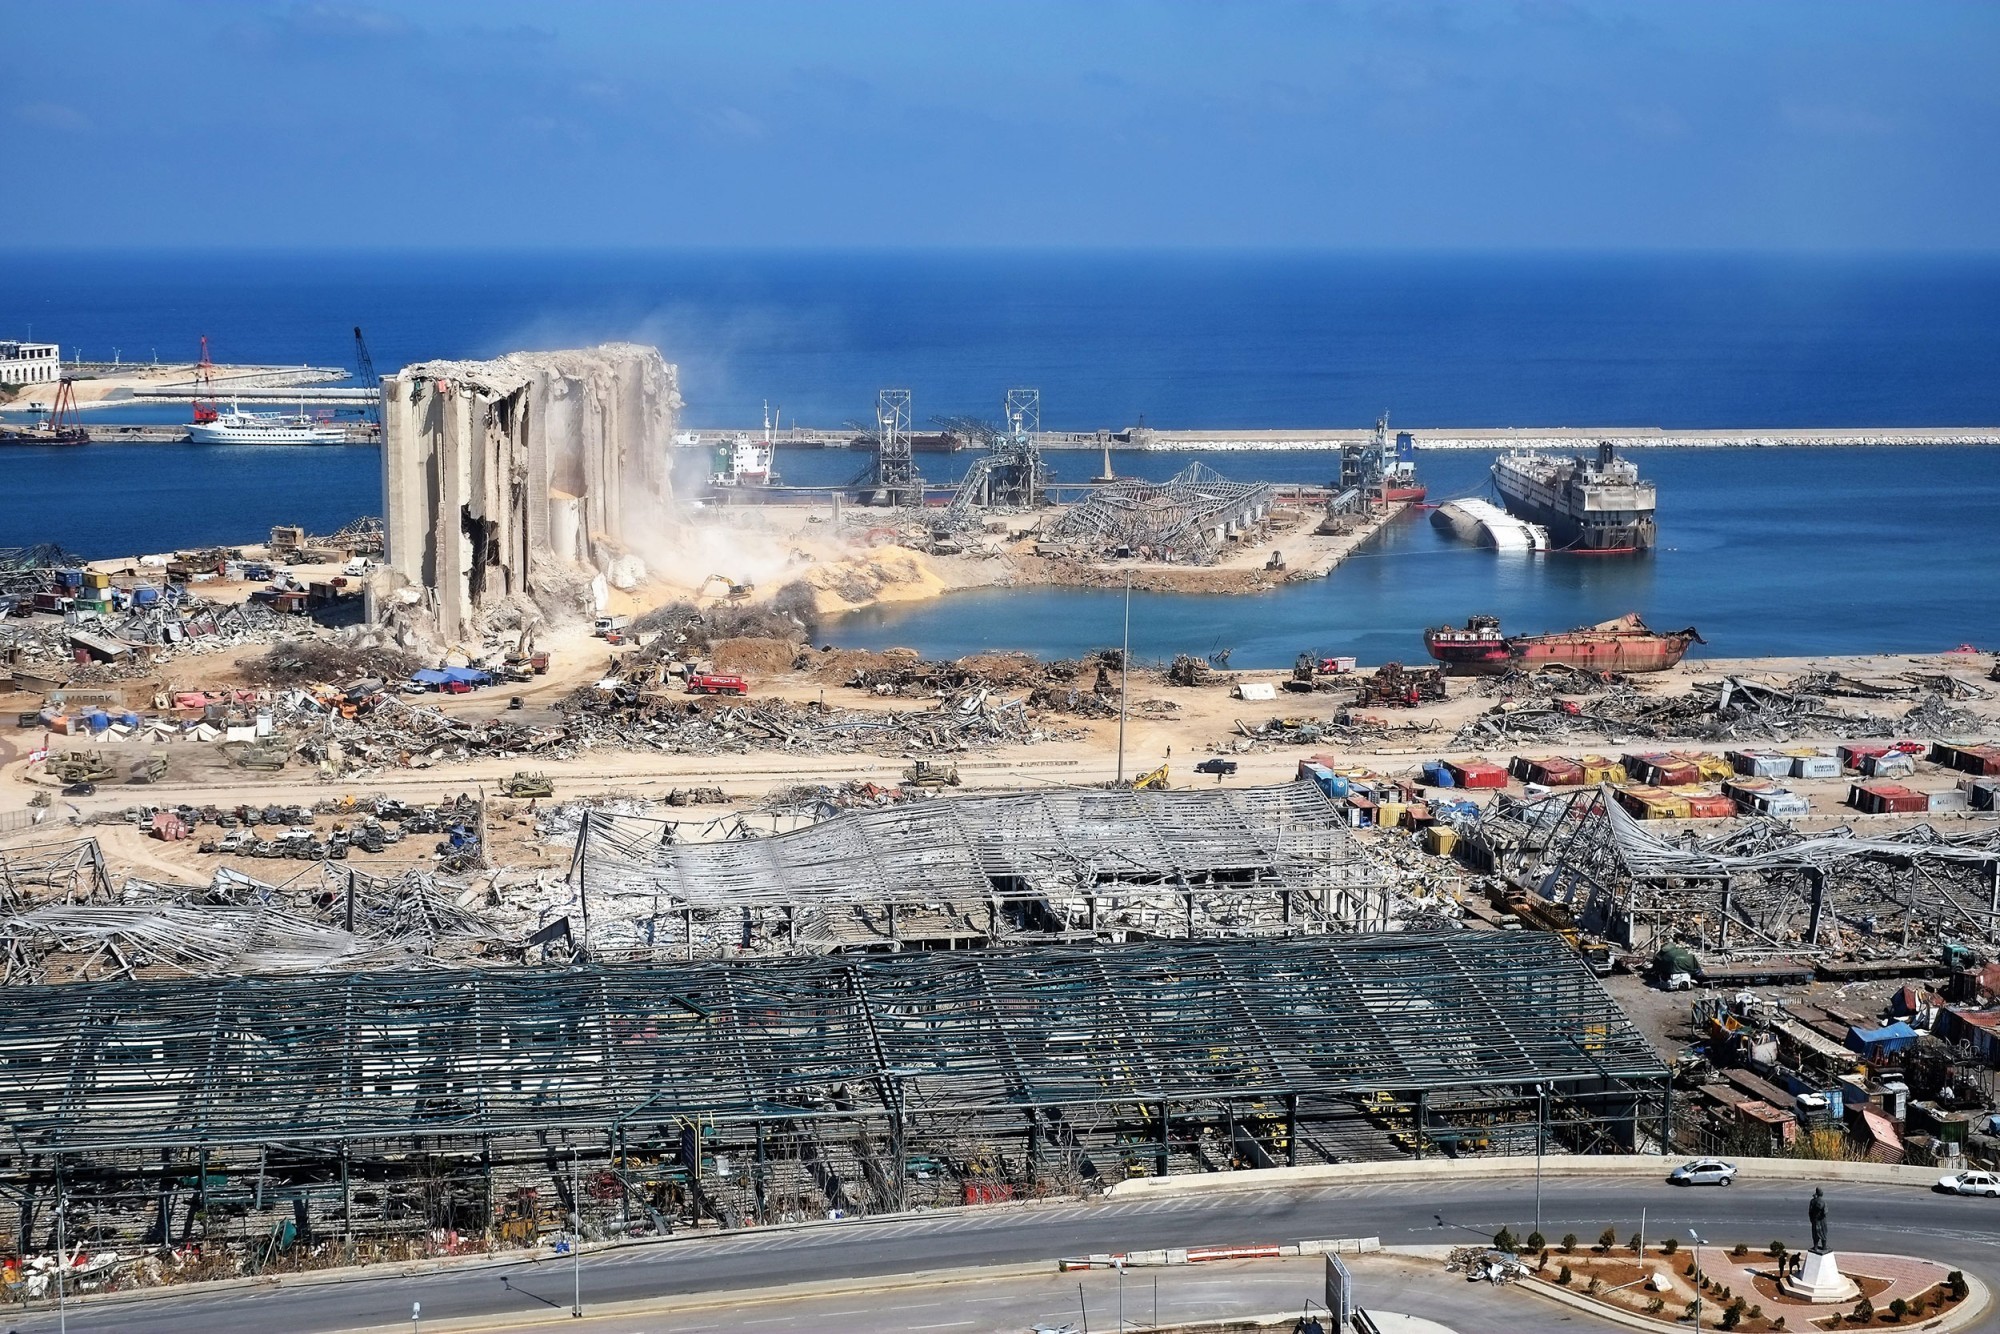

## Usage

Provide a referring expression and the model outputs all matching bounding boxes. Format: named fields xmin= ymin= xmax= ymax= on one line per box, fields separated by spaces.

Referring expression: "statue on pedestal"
xmin=1809 ymin=1187 xmax=1829 ymax=1254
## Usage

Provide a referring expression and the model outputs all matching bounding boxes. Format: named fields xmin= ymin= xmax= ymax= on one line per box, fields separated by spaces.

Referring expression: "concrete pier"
xmin=676 ymin=424 xmax=2000 ymax=451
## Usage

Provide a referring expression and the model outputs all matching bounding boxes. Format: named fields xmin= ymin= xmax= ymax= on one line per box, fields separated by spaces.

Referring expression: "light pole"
xmin=412 ymin=1300 xmax=422 ymax=1332
xmin=1116 ymin=1258 xmax=1124 ymax=1331
xmin=570 ymin=1145 xmax=583 ymax=1319
xmin=1534 ymin=1081 xmax=1548 ymax=1237
xmin=54 ymin=1171 xmax=67 ymax=1334
xmin=1688 ymin=1227 xmax=1704 ymax=1328
xmin=1115 ymin=574 xmax=1132 ymax=785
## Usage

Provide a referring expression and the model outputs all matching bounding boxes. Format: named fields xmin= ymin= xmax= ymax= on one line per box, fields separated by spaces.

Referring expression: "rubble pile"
xmin=836 ymin=648 xmax=1123 ymax=719
xmin=556 ymin=687 xmax=1069 ymax=756
xmin=243 ymin=638 xmax=424 ymax=685
xmin=1230 ymin=712 xmax=1417 ymax=749
xmin=1452 ymin=674 xmax=1989 ymax=748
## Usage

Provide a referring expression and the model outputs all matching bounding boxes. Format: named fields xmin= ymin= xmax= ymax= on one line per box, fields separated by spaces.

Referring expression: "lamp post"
xmin=1688 ymin=1227 xmax=1705 ymax=1328
xmin=570 ymin=1146 xmax=583 ymax=1319
xmin=54 ymin=1172 xmax=67 ymax=1334
xmin=1115 ymin=574 xmax=1132 ymax=785
xmin=1534 ymin=1081 xmax=1548 ymax=1236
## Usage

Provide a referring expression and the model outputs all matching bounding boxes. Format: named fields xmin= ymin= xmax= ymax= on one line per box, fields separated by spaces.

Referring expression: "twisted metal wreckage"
xmin=1469 ymin=784 xmax=2000 ymax=957
xmin=0 ymin=933 xmax=1669 ymax=1256
xmin=1047 ymin=462 xmax=1275 ymax=564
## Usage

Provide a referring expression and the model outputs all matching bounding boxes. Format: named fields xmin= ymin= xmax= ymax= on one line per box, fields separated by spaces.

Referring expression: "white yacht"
xmin=188 ymin=400 xmax=348 ymax=446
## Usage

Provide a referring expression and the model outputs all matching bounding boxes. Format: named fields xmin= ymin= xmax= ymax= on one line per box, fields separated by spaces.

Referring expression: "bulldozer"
xmin=698 ymin=573 xmax=756 ymax=604
xmin=50 ymin=751 xmax=116 ymax=785
xmin=223 ymin=740 xmax=289 ymax=771
xmin=903 ymin=759 xmax=961 ymax=788
xmin=503 ymin=770 xmax=555 ymax=799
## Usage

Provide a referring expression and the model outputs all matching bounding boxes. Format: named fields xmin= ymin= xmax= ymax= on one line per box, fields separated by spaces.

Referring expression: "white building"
xmin=0 ymin=342 xmax=61 ymax=386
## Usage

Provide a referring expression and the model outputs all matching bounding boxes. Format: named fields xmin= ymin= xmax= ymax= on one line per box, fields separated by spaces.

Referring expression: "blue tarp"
xmin=442 ymin=667 xmax=491 ymax=685
xmin=412 ymin=669 xmax=451 ymax=686
xmin=1846 ymin=1021 xmax=1920 ymax=1055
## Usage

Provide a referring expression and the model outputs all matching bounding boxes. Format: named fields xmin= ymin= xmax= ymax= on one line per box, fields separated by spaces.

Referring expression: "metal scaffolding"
xmin=0 ymin=934 xmax=1668 ymax=1254
xmin=1471 ymin=784 xmax=2000 ymax=957
xmin=1049 ymin=462 xmax=1274 ymax=564
xmin=567 ymin=780 xmax=1392 ymax=958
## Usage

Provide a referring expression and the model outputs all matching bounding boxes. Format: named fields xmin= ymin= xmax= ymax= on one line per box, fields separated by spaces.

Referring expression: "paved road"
xmin=8 ymin=1177 xmax=2000 ymax=1333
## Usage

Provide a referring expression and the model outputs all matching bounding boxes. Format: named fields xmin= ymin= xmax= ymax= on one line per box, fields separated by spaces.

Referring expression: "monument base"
xmin=1780 ymin=1249 xmax=1861 ymax=1304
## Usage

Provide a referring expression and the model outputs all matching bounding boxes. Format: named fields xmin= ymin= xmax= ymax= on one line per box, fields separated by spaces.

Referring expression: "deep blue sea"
xmin=4 ymin=250 xmax=1998 ymax=661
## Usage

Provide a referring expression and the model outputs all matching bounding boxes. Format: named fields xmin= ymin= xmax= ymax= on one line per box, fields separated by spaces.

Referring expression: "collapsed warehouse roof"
xmin=0 ymin=933 xmax=1666 ymax=1155
xmin=1471 ymin=783 xmax=2000 ymax=957
xmin=1049 ymin=462 xmax=1274 ymax=564
xmin=568 ymin=780 xmax=1393 ymax=955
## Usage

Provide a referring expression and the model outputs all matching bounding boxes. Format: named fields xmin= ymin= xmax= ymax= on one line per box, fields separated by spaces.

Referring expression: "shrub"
xmin=1684 ymin=1260 xmax=1697 ymax=1276
xmin=1493 ymin=1226 xmax=1518 ymax=1253
xmin=1662 ymin=1236 xmax=1680 ymax=1255
xmin=1730 ymin=1242 xmax=1750 ymax=1258
xmin=1557 ymin=1264 xmax=1573 ymax=1286
xmin=1769 ymin=1240 xmax=1787 ymax=1258
xmin=1771 ymin=1318 xmax=1786 ymax=1331
xmin=1560 ymin=1232 xmax=1578 ymax=1253
xmin=1598 ymin=1226 xmax=1618 ymax=1251
xmin=1684 ymin=1301 xmax=1701 ymax=1321
xmin=1889 ymin=1297 xmax=1909 ymax=1321
xmin=1749 ymin=1306 xmax=1763 ymax=1321
xmin=1586 ymin=1275 xmax=1602 ymax=1295
xmin=1950 ymin=1271 xmax=1969 ymax=1301
xmin=1851 ymin=1295 xmax=1875 ymax=1324
xmin=1646 ymin=1297 xmax=1666 ymax=1315
xmin=1628 ymin=1232 xmax=1643 ymax=1253
xmin=1526 ymin=1230 xmax=1546 ymax=1253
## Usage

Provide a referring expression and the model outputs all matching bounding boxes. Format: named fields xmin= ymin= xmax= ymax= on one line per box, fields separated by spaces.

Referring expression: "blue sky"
xmin=6 ymin=0 xmax=1996 ymax=250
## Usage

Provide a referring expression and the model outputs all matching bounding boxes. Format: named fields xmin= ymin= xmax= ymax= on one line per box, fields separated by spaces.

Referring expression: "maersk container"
xmin=1729 ymin=750 xmax=1794 ymax=779
xmin=1791 ymin=755 xmax=1840 ymax=780
xmin=1752 ymin=789 xmax=1811 ymax=818
xmin=1861 ymin=750 xmax=1917 ymax=778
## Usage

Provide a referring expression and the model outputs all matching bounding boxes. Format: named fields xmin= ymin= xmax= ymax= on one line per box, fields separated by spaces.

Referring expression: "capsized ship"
xmin=1424 ymin=613 xmax=1703 ymax=674
xmin=1492 ymin=441 xmax=1655 ymax=552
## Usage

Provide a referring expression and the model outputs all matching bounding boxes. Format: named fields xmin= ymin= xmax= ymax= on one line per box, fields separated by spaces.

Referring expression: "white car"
xmin=1668 ymin=1158 xmax=1738 ymax=1186
xmin=1937 ymin=1170 xmax=2000 ymax=1197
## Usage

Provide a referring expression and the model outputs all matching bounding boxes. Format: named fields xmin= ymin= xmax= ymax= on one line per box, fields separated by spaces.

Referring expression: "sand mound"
xmin=800 ymin=646 xmax=924 ymax=682
xmin=709 ymin=637 xmax=803 ymax=676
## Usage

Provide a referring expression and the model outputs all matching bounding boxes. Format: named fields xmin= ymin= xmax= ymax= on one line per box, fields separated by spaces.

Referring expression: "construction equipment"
xmin=352 ymin=326 xmax=383 ymax=436
xmin=902 ymin=759 xmax=961 ymax=788
xmin=685 ymin=673 xmax=749 ymax=697
xmin=503 ymin=771 xmax=554 ymax=799
xmin=50 ymin=752 xmax=116 ymax=784
xmin=1356 ymin=662 xmax=1446 ymax=709
xmin=126 ymin=753 xmax=168 ymax=784
xmin=1129 ymin=763 xmax=1170 ymax=790
xmin=223 ymin=740 xmax=289 ymax=771
xmin=698 ymin=573 xmax=755 ymax=604
xmin=1264 ymin=549 xmax=1286 ymax=572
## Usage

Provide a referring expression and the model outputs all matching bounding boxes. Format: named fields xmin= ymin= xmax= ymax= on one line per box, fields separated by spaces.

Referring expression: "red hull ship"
xmin=1424 ymin=613 xmax=1702 ymax=674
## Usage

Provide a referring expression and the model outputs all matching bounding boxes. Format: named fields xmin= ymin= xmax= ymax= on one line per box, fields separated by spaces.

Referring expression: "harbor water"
xmin=4 ymin=249 xmax=1998 ymax=661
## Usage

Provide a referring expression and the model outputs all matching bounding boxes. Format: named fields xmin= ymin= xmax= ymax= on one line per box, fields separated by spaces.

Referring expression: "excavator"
xmin=1128 ymin=763 xmax=1170 ymax=791
xmin=698 ymin=574 xmax=755 ymax=604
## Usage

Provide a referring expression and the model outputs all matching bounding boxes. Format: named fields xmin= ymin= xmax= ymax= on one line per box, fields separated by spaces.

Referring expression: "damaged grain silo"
xmin=374 ymin=343 xmax=682 ymax=641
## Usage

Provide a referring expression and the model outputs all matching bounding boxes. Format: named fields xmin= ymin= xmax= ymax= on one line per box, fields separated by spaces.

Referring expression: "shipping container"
xmin=1683 ymin=753 xmax=1736 ymax=782
xmin=1526 ymin=757 xmax=1585 ymax=786
xmin=1615 ymin=785 xmax=1691 ymax=820
xmin=1928 ymin=787 xmax=1971 ymax=814
xmin=1848 ymin=783 xmax=1930 ymax=815
xmin=1750 ymin=789 xmax=1811 ymax=818
xmin=1861 ymin=750 xmax=1918 ymax=778
xmin=1578 ymin=756 xmax=1628 ymax=784
xmin=1964 ymin=779 xmax=2000 ymax=812
xmin=1931 ymin=743 xmax=2000 ymax=777
xmin=1729 ymin=750 xmax=1794 ymax=779
xmin=1424 ymin=825 xmax=1458 ymax=856
xmin=1685 ymin=793 xmax=1739 ymax=819
xmin=1791 ymin=755 xmax=1840 ymax=780
xmin=1444 ymin=759 xmax=1509 ymax=789
xmin=1838 ymin=743 xmax=1892 ymax=769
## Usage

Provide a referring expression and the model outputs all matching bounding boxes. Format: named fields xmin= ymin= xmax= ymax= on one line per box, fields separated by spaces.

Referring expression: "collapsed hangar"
xmin=0 ymin=934 xmax=1667 ymax=1253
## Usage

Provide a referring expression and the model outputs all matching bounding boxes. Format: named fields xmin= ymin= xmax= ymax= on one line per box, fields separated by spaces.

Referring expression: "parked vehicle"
xmin=1668 ymin=1158 xmax=1737 ymax=1186
xmin=61 ymin=781 xmax=96 ymax=797
xmin=1193 ymin=758 xmax=1239 ymax=776
xmin=686 ymin=673 xmax=749 ymax=697
xmin=1937 ymin=1170 xmax=2000 ymax=1197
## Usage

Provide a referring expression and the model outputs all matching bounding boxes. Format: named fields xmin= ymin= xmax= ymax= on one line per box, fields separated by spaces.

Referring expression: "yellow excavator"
xmin=699 ymin=573 xmax=755 ymax=604
xmin=1129 ymin=763 xmax=1170 ymax=791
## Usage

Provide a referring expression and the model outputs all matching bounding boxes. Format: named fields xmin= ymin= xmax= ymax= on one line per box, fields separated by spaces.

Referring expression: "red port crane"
xmin=192 ymin=336 xmax=218 ymax=423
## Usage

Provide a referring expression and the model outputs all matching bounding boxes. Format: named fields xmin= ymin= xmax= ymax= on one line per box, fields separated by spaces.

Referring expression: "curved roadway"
xmin=8 ymin=1176 xmax=2000 ymax=1333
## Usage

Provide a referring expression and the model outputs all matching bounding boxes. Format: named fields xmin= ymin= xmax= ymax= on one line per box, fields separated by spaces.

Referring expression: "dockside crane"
xmin=352 ymin=326 xmax=384 ymax=436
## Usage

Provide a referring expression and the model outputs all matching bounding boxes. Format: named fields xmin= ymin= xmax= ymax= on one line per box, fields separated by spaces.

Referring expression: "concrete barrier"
xmin=1103 ymin=1153 xmax=1945 ymax=1200
xmin=1061 ymin=1237 xmax=1380 ymax=1270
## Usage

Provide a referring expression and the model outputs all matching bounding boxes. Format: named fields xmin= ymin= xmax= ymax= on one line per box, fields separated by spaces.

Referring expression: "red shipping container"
xmin=1528 ymin=758 xmax=1585 ymax=786
xmin=1685 ymin=794 xmax=1739 ymax=819
xmin=1848 ymin=782 xmax=1930 ymax=815
xmin=1838 ymin=743 xmax=1891 ymax=769
xmin=1445 ymin=760 xmax=1509 ymax=789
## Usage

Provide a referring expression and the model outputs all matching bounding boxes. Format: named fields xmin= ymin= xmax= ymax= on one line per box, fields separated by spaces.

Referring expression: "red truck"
xmin=685 ymin=673 xmax=749 ymax=697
